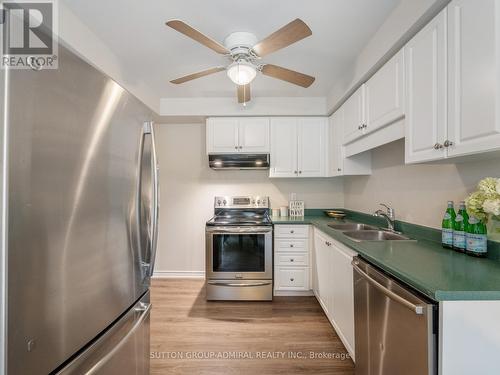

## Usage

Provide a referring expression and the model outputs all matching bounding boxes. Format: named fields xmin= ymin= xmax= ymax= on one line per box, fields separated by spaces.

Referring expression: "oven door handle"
xmin=206 ymin=226 xmax=273 ymax=234
xmin=207 ymin=281 xmax=272 ymax=287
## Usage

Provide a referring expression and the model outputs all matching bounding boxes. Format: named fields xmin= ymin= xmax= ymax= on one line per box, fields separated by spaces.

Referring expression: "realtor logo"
xmin=0 ymin=0 xmax=58 ymax=69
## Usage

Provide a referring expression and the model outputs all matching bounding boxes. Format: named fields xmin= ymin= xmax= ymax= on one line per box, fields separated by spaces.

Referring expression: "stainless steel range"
xmin=205 ymin=196 xmax=273 ymax=301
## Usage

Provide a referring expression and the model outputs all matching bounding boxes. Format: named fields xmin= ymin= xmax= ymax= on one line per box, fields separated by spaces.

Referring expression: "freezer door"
xmin=6 ymin=43 xmax=153 ymax=374
xmin=56 ymin=291 xmax=150 ymax=375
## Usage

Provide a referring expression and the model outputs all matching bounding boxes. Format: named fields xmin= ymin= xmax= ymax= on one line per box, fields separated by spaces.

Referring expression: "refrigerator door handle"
xmin=147 ymin=121 xmax=159 ymax=277
xmin=85 ymin=303 xmax=152 ymax=375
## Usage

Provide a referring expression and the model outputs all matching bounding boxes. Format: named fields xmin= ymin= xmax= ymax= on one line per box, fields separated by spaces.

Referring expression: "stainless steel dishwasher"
xmin=352 ymin=257 xmax=437 ymax=375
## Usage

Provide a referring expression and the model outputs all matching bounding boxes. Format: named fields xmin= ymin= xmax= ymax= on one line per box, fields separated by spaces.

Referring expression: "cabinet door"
xmin=313 ymin=230 xmax=331 ymax=312
xmin=206 ymin=118 xmax=239 ymax=153
xmin=447 ymin=0 xmax=500 ymax=157
xmin=329 ymin=110 xmax=344 ymax=176
xmin=343 ymin=86 xmax=365 ymax=144
xmin=238 ymin=117 xmax=270 ymax=153
xmin=365 ymin=50 xmax=405 ymax=135
xmin=269 ymin=118 xmax=298 ymax=177
xmin=405 ymin=9 xmax=447 ymax=163
xmin=297 ymin=118 xmax=327 ymax=177
xmin=331 ymin=243 xmax=356 ymax=356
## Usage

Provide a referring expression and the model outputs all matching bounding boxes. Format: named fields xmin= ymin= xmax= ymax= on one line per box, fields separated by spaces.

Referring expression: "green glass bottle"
xmin=442 ymin=201 xmax=456 ymax=249
xmin=466 ymin=216 xmax=488 ymax=257
xmin=453 ymin=201 xmax=468 ymax=253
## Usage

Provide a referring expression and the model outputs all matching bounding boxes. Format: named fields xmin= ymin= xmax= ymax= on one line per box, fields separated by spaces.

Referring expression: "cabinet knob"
xmin=358 ymin=125 xmax=362 ymax=130
xmin=294 ymin=170 xmax=298 ymax=174
xmin=235 ymin=146 xmax=238 ymax=149
xmin=433 ymin=143 xmax=444 ymax=150
xmin=290 ymin=278 xmax=295 ymax=282
xmin=444 ymin=140 xmax=454 ymax=148
xmin=290 ymin=258 xmax=294 ymax=262
xmin=299 ymin=171 xmax=302 ymax=174
xmin=239 ymin=146 xmax=243 ymax=149
xmin=337 ymin=168 xmax=342 ymax=172
xmin=290 ymin=244 xmax=294 ymax=248
xmin=290 ymin=230 xmax=294 ymax=234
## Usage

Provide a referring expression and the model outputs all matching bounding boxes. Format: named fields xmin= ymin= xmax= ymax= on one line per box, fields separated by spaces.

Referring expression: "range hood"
xmin=209 ymin=154 xmax=270 ymax=170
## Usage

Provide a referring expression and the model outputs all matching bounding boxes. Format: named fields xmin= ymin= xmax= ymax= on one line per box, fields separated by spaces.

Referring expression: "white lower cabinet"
xmin=274 ymin=225 xmax=311 ymax=295
xmin=313 ymin=228 xmax=357 ymax=360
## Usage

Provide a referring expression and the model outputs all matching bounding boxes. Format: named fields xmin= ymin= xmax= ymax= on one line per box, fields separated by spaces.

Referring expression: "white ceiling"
xmin=63 ymin=0 xmax=401 ymax=101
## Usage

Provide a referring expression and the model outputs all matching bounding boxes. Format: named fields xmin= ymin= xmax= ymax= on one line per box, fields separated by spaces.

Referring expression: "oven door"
xmin=206 ymin=226 xmax=273 ymax=280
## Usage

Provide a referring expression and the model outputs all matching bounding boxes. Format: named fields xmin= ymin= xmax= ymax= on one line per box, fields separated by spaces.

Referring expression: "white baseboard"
xmin=274 ymin=290 xmax=314 ymax=297
xmin=152 ymin=270 xmax=205 ymax=279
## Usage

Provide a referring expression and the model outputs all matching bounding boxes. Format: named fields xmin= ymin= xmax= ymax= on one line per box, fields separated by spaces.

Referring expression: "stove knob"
xmin=252 ymin=200 xmax=256 ymax=204
xmin=257 ymin=200 xmax=261 ymax=205
xmin=217 ymin=200 xmax=221 ymax=206
xmin=223 ymin=200 xmax=227 ymax=205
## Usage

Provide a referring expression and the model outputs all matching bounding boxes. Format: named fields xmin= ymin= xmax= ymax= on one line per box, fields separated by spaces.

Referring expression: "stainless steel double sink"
xmin=327 ymin=222 xmax=413 ymax=242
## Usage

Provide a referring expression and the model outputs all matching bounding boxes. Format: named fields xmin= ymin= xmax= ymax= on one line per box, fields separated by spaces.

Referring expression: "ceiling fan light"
xmin=227 ymin=62 xmax=256 ymax=85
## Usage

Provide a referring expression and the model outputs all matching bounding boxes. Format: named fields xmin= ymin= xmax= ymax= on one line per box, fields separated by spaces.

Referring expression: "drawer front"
xmin=274 ymin=225 xmax=309 ymax=238
xmin=275 ymin=252 xmax=309 ymax=266
xmin=275 ymin=267 xmax=309 ymax=290
xmin=275 ymin=239 xmax=308 ymax=252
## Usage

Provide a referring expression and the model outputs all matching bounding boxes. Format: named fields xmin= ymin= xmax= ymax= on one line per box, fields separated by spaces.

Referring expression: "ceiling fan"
xmin=166 ymin=18 xmax=315 ymax=104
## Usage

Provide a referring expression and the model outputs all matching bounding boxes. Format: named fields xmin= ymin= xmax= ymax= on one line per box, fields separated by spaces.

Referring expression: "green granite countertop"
xmin=272 ymin=214 xmax=500 ymax=302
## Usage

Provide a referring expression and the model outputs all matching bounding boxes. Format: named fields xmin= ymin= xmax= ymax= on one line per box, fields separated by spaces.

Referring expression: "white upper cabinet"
xmin=206 ymin=117 xmax=270 ymax=154
xmin=238 ymin=117 xmax=270 ymax=153
xmin=405 ymin=9 xmax=447 ymax=163
xmin=447 ymin=0 xmax=500 ymax=157
xmin=329 ymin=110 xmax=372 ymax=177
xmin=270 ymin=118 xmax=298 ymax=177
xmin=297 ymin=118 xmax=327 ymax=177
xmin=206 ymin=118 xmax=239 ymax=153
xmin=329 ymin=109 xmax=344 ymax=176
xmin=405 ymin=0 xmax=500 ymax=163
xmin=270 ymin=117 xmax=327 ymax=178
xmin=365 ymin=50 xmax=405 ymax=135
xmin=343 ymin=85 xmax=366 ymax=144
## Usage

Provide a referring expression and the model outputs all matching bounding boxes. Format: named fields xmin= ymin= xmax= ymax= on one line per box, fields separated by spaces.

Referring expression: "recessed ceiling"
xmin=63 ymin=0 xmax=401 ymax=101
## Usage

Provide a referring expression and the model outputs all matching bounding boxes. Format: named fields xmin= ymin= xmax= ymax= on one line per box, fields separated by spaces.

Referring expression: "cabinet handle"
xmin=433 ymin=143 xmax=444 ymax=150
xmin=290 ymin=258 xmax=294 ymax=262
xmin=358 ymin=125 xmax=362 ymax=130
xmin=444 ymin=140 xmax=454 ymax=148
xmin=290 ymin=278 xmax=295 ymax=282
xmin=337 ymin=168 xmax=342 ymax=172
xmin=363 ymin=124 xmax=367 ymax=129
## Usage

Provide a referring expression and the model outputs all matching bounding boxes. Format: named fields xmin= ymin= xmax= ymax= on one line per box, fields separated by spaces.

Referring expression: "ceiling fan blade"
xmin=261 ymin=64 xmax=315 ymax=88
xmin=252 ymin=19 xmax=312 ymax=57
xmin=237 ymin=84 xmax=251 ymax=103
xmin=170 ymin=67 xmax=225 ymax=84
xmin=166 ymin=19 xmax=229 ymax=55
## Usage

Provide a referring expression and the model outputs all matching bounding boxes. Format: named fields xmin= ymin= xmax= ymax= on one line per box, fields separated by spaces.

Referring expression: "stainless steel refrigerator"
xmin=0 ymin=40 xmax=159 ymax=374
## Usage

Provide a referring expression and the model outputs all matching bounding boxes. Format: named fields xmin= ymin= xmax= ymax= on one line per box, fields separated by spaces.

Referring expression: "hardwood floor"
xmin=150 ymin=279 xmax=355 ymax=375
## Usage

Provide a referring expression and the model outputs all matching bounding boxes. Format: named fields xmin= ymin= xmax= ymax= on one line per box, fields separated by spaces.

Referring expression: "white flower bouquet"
xmin=465 ymin=177 xmax=500 ymax=240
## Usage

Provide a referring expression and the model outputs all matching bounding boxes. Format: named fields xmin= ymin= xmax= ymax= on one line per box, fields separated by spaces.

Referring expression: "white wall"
xmin=344 ymin=140 xmax=500 ymax=229
xmin=154 ymin=123 xmax=344 ymax=275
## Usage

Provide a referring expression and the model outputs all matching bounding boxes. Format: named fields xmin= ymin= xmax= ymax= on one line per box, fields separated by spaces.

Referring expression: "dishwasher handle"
xmin=352 ymin=260 xmax=424 ymax=315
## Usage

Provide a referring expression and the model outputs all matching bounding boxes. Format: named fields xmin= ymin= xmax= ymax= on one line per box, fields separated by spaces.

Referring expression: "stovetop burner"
xmin=206 ymin=196 xmax=272 ymax=226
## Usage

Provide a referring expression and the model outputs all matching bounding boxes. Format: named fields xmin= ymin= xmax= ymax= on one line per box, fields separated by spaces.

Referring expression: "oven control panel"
xmin=214 ymin=196 xmax=269 ymax=208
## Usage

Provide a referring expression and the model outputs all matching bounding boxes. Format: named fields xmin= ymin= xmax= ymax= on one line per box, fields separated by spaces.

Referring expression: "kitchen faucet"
xmin=374 ymin=203 xmax=396 ymax=232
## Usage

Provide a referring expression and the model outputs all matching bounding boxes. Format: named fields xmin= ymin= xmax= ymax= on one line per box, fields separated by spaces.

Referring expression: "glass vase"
xmin=487 ymin=215 xmax=500 ymax=242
